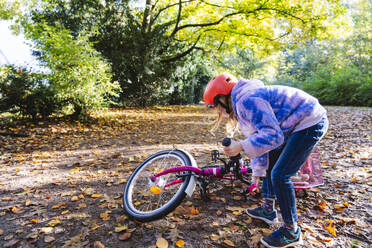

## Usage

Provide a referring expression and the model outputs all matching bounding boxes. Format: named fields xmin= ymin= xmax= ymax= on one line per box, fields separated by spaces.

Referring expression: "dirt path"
xmin=0 ymin=106 xmax=371 ymax=248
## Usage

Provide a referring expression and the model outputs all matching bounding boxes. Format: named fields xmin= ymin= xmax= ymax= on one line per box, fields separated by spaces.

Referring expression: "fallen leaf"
xmin=91 ymin=224 xmax=100 ymax=230
xmin=11 ymin=206 xmax=23 ymax=214
xmin=156 ymin=237 xmax=168 ymax=248
xmin=91 ymin=194 xmax=102 ymax=198
xmin=4 ymin=234 xmax=13 ymax=240
xmin=41 ymin=227 xmax=54 ymax=234
xmin=0 ymin=228 xmax=3 ymax=235
xmin=223 ymin=239 xmax=235 ymax=247
xmin=3 ymin=239 xmax=19 ymax=248
xmin=93 ymin=241 xmax=105 ymax=248
xmin=114 ymin=225 xmax=128 ymax=233
xmin=324 ymin=219 xmax=337 ymax=237
xmin=190 ymin=207 xmax=199 ymax=215
xmin=44 ymin=236 xmax=55 ymax=243
xmin=210 ymin=234 xmax=220 ymax=241
xmin=48 ymin=220 xmax=62 ymax=227
xmin=71 ymin=196 xmax=80 ymax=201
xmin=61 ymin=210 xmax=69 ymax=215
xmin=100 ymin=212 xmax=110 ymax=221
xmin=119 ymin=232 xmax=131 ymax=241
xmin=175 ymin=240 xmax=185 ymax=247
xmin=150 ymin=186 xmax=162 ymax=195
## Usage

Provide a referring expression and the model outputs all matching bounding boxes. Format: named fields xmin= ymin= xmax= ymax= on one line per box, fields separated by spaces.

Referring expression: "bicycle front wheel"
xmin=123 ymin=150 xmax=192 ymax=222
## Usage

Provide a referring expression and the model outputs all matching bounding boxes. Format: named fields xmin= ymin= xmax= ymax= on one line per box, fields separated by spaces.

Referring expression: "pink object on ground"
xmin=292 ymin=146 xmax=324 ymax=189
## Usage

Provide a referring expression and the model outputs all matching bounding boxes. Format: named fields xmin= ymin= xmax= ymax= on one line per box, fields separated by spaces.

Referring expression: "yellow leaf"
xmin=71 ymin=196 xmax=80 ymax=202
xmin=324 ymin=219 xmax=337 ymax=237
xmin=156 ymin=237 xmax=168 ymax=248
xmin=61 ymin=210 xmax=69 ymax=215
xmin=91 ymin=194 xmax=102 ymax=198
xmin=91 ymin=224 xmax=100 ymax=230
xmin=175 ymin=240 xmax=185 ymax=247
xmin=93 ymin=241 xmax=105 ymax=248
xmin=334 ymin=204 xmax=344 ymax=212
xmin=223 ymin=239 xmax=235 ymax=247
xmin=48 ymin=220 xmax=61 ymax=227
xmin=11 ymin=206 xmax=22 ymax=214
xmin=210 ymin=234 xmax=220 ymax=241
xmin=114 ymin=225 xmax=128 ymax=233
xmin=343 ymin=202 xmax=350 ymax=207
xmin=31 ymin=219 xmax=39 ymax=223
xmin=100 ymin=212 xmax=110 ymax=221
xmin=190 ymin=207 xmax=199 ymax=215
xmin=0 ymin=229 xmax=3 ymax=235
xmin=150 ymin=186 xmax=162 ymax=195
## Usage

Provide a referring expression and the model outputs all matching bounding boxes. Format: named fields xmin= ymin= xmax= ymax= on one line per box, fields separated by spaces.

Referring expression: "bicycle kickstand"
xmin=197 ymin=178 xmax=210 ymax=202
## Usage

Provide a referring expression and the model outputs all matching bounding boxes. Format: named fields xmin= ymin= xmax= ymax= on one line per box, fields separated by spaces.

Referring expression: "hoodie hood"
xmin=231 ymin=78 xmax=265 ymax=106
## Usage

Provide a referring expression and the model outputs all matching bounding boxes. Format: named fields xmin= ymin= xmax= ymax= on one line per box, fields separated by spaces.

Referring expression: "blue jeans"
xmin=262 ymin=117 xmax=329 ymax=225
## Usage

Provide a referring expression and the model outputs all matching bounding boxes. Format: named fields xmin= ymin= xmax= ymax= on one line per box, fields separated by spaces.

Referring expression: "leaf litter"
xmin=0 ymin=106 xmax=371 ymax=247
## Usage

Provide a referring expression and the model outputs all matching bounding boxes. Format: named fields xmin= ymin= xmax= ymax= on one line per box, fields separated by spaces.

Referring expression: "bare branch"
xmin=171 ymin=0 xmax=183 ymax=37
xmin=152 ymin=0 xmax=196 ymax=24
xmin=200 ymin=0 xmax=235 ymax=10
xmin=161 ymin=35 xmax=202 ymax=63
xmin=262 ymin=7 xmax=307 ymax=24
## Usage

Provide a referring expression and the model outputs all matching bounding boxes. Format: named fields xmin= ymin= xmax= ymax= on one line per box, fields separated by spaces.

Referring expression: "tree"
xmin=21 ymin=21 xmax=120 ymax=119
xmin=274 ymin=0 xmax=371 ymax=106
xmin=0 ymin=0 xmax=21 ymax=20
xmin=25 ymin=0 xmax=345 ymax=106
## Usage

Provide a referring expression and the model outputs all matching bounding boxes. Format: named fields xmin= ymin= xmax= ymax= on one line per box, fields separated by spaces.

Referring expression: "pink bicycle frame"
xmin=150 ymin=166 xmax=250 ymax=188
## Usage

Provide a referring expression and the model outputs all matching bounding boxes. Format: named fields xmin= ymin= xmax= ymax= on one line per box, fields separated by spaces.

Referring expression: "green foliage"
xmin=24 ymin=0 xmax=345 ymax=106
xmin=275 ymin=0 xmax=371 ymax=107
xmin=21 ymin=20 xmax=120 ymax=119
xmin=0 ymin=65 xmax=61 ymax=119
xmin=0 ymin=0 xmax=21 ymax=20
xmin=302 ymin=64 xmax=372 ymax=106
xmin=217 ymin=47 xmax=266 ymax=79
xmin=165 ymin=55 xmax=213 ymax=105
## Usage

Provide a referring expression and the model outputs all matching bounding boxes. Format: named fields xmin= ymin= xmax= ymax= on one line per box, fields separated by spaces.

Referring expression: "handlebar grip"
xmin=222 ymin=137 xmax=231 ymax=147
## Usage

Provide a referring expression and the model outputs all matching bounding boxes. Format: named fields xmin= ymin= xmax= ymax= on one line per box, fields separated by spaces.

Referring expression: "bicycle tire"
xmin=123 ymin=150 xmax=192 ymax=222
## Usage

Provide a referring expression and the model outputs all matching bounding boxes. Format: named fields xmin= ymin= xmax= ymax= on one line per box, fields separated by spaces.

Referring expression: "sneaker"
xmin=261 ymin=226 xmax=303 ymax=248
xmin=246 ymin=206 xmax=279 ymax=224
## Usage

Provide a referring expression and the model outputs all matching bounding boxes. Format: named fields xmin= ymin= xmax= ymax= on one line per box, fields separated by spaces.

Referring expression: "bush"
xmin=0 ymin=65 xmax=61 ymax=119
xmin=302 ymin=65 xmax=372 ymax=107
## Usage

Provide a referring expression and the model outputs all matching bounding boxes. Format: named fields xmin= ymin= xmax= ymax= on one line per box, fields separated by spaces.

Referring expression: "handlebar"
xmin=221 ymin=137 xmax=252 ymax=188
xmin=221 ymin=137 xmax=241 ymax=161
xmin=222 ymin=137 xmax=231 ymax=147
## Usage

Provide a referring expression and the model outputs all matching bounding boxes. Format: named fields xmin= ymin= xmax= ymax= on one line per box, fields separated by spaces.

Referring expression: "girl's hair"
xmin=210 ymin=95 xmax=239 ymax=137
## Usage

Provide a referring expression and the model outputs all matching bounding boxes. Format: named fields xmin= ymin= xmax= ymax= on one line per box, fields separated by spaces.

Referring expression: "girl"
xmin=203 ymin=73 xmax=328 ymax=248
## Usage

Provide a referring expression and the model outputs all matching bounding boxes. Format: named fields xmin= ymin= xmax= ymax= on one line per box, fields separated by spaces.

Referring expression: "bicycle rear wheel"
xmin=123 ymin=150 xmax=192 ymax=222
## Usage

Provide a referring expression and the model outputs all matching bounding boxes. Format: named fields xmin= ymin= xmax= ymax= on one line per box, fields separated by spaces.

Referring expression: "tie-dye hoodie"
xmin=231 ymin=79 xmax=326 ymax=177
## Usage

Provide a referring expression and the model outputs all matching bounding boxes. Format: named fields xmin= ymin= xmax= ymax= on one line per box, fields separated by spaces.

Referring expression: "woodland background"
xmin=0 ymin=0 xmax=371 ymax=121
xmin=0 ymin=1 xmax=371 ymax=248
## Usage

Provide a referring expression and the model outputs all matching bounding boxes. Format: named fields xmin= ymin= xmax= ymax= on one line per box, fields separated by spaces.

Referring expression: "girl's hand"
xmin=249 ymin=176 xmax=260 ymax=195
xmin=223 ymin=139 xmax=243 ymax=156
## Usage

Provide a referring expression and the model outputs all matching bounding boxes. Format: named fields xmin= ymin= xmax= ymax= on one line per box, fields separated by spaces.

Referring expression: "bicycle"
xmin=123 ymin=138 xmax=323 ymax=222
xmin=123 ymin=138 xmax=259 ymax=222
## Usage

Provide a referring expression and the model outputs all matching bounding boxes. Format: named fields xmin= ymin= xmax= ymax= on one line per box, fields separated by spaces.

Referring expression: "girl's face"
xmin=215 ymin=99 xmax=229 ymax=118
